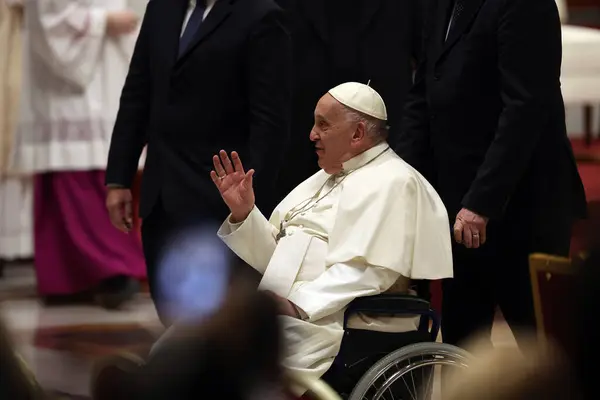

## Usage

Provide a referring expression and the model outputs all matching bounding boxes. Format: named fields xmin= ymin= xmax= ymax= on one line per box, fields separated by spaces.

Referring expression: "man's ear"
xmin=353 ymin=121 xmax=366 ymax=141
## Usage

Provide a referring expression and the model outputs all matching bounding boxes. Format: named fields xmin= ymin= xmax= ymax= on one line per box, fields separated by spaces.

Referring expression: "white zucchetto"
xmin=328 ymin=82 xmax=387 ymax=121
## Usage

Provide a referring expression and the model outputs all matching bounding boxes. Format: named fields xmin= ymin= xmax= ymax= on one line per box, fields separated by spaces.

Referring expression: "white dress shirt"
xmin=181 ymin=0 xmax=217 ymax=34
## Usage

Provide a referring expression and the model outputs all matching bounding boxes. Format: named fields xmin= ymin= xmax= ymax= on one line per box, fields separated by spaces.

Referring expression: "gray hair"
xmin=342 ymin=106 xmax=389 ymax=140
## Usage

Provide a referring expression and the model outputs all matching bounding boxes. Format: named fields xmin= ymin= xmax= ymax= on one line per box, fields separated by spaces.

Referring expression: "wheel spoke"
xmin=348 ymin=344 xmax=471 ymax=400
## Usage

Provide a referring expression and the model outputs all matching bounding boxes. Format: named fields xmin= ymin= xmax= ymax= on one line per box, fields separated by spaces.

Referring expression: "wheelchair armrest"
xmin=345 ymin=294 xmax=431 ymax=318
xmin=343 ymin=294 xmax=440 ymax=341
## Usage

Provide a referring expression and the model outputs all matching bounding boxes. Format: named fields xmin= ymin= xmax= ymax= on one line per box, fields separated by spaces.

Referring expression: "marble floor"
xmin=0 ymin=264 xmax=517 ymax=398
xmin=0 ymin=265 xmax=161 ymax=398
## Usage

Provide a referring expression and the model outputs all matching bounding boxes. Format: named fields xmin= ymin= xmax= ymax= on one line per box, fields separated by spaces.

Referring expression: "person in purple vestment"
xmin=12 ymin=1 xmax=146 ymax=307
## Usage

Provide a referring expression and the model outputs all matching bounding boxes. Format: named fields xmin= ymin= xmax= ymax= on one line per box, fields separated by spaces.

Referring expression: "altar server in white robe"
xmin=213 ymin=82 xmax=453 ymax=393
xmin=11 ymin=0 xmax=145 ymax=305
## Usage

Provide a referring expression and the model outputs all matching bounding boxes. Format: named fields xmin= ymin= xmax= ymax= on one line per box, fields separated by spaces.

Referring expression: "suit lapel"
xmin=431 ymin=0 xmax=452 ymax=60
xmin=298 ymin=0 xmax=329 ymax=43
xmin=175 ymin=0 xmax=234 ymax=66
xmin=437 ymin=0 xmax=485 ymax=61
xmin=358 ymin=0 xmax=382 ymax=34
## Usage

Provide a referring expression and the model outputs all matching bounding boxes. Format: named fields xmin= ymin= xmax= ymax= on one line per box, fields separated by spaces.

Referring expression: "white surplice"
xmin=218 ymin=142 xmax=453 ymax=393
xmin=11 ymin=0 xmax=142 ymax=173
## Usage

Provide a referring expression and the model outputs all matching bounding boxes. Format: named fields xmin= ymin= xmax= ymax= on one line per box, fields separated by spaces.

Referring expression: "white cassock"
xmin=218 ymin=141 xmax=453 ymax=394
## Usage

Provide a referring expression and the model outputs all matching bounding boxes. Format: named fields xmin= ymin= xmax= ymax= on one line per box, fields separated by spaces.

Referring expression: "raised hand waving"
xmin=210 ymin=150 xmax=255 ymax=223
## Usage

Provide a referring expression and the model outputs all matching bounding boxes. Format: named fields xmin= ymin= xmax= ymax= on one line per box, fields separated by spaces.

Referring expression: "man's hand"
xmin=264 ymin=291 xmax=302 ymax=318
xmin=210 ymin=150 xmax=256 ymax=223
xmin=106 ymin=10 xmax=139 ymax=37
xmin=106 ymin=188 xmax=133 ymax=233
xmin=454 ymin=208 xmax=489 ymax=249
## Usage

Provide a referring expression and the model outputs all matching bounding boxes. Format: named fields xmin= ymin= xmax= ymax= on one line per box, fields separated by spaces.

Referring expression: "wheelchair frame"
xmin=314 ymin=293 xmax=471 ymax=400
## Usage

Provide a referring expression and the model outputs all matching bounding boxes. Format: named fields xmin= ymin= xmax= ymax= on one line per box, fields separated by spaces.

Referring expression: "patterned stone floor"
xmin=0 ymin=264 xmax=517 ymax=398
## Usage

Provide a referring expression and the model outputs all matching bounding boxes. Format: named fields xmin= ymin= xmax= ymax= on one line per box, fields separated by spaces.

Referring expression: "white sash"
xmin=258 ymin=230 xmax=313 ymax=297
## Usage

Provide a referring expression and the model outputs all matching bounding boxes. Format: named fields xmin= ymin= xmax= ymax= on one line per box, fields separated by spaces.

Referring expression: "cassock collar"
xmin=341 ymin=141 xmax=390 ymax=174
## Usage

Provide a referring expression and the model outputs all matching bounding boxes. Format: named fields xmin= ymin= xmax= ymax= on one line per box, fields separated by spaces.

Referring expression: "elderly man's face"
xmin=309 ymin=94 xmax=366 ymax=174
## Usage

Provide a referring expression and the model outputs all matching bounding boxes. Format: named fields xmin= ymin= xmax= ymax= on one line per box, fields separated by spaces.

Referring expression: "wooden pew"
xmin=529 ymin=254 xmax=579 ymax=351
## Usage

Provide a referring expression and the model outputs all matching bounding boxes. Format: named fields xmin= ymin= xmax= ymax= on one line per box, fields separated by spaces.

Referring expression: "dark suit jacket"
xmin=273 ymin=0 xmax=425 ymax=201
xmin=396 ymin=0 xmax=587 ymax=236
xmin=106 ymin=0 xmax=292 ymax=221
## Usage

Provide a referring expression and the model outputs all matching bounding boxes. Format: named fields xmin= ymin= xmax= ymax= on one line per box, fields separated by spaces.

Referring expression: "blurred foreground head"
xmin=443 ymin=334 xmax=581 ymax=400
xmin=140 ymin=281 xmax=282 ymax=399
xmin=0 ymin=318 xmax=43 ymax=399
xmin=98 ymin=224 xmax=282 ymax=398
xmin=93 ymin=277 xmax=283 ymax=400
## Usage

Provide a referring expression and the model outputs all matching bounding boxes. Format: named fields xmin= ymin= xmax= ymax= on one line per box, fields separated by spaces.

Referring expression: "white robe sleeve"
xmin=287 ymin=260 xmax=400 ymax=322
xmin=217 ymin=206 xmax=280 ymax=275
xmin=29 ymin=0 xmax=108 ymax=89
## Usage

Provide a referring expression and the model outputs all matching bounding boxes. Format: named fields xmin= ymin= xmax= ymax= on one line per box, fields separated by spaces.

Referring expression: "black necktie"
xmin=179 ymin=0 xmax=207 ymax=57
xmin=446 ymin=0 xmax=465 ymax=41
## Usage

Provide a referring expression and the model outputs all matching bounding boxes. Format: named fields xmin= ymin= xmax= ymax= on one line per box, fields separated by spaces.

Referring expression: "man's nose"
xmin=309 ymin=128 xmax=318 ymax=141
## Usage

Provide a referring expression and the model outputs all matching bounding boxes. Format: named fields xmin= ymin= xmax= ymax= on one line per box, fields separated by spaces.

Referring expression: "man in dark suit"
xmin=396 ymin=0 xmax=587 ymax=347
xmin=273 ymin=0 xmax=424 ymax=200
xmin=105 ymin=0 xmax=292 ymax=321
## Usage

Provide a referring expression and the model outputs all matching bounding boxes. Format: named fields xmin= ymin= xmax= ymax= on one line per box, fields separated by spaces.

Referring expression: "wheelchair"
xmin=306 ymin=292 xmax=472 ymax=400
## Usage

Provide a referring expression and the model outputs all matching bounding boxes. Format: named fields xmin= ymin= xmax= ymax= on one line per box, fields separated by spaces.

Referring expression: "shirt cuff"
xmin=287 ymin=293 xmax=320 ymax=322
xmin=291 ymin=302 xmax=309 ymax=321
xmin=217 ymin=207 xmax=256 ymax=237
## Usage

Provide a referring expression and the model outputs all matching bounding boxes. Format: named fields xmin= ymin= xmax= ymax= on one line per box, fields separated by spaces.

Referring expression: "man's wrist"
xmin=229 ymin=207 xmax=254 ymax=224
xmin=229 ymin=214 xmax=246 ymax=224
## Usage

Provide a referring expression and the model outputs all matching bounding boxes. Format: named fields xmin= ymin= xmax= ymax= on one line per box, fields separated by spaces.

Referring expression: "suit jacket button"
xmin=433 ymin=74 xmax=440 ymax=81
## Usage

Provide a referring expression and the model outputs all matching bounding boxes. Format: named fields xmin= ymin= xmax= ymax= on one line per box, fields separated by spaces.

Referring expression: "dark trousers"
xmin=441 ymin=218 xmax=572 ymax=348
xmin=141 ymin=197 xmax=260 ymax=325
xmin=141 ymin=199 xmax=191 ymax=325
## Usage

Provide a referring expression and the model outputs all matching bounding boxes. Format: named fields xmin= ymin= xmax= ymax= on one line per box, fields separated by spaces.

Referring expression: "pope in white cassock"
xmin=211 ymin=82 xmax=453 ymax=392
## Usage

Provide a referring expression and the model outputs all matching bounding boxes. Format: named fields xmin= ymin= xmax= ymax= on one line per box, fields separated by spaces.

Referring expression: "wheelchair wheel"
xmin=347 ymin=342 xmax=471 ymax=400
